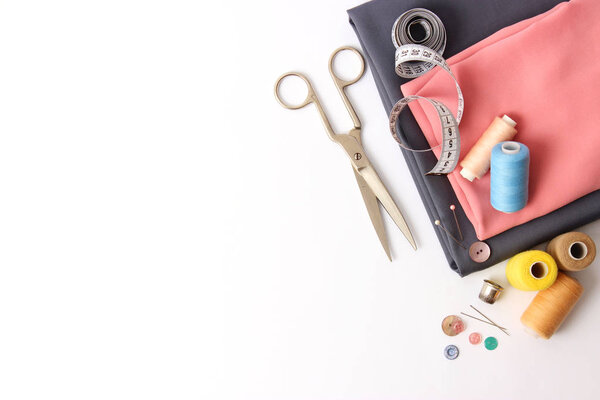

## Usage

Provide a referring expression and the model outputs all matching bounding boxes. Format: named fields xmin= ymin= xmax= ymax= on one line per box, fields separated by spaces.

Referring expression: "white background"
xmin=1 ymin=1 xmax=599 ymax=399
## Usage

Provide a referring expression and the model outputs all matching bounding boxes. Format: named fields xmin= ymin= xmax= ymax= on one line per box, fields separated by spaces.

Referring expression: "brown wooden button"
xmin=441 ymin=315 xmax=465 ymax=336
xmin=469 ymin=241 xmax=491 ymax=263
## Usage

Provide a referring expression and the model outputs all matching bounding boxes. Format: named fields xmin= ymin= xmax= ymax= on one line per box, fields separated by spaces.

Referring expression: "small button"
xmin=469 ymin=332 xmax=482 ymax=345
xmin=441 ymin=315 xmax=465 ymax=336
xmin=444 ymin=345 xmax=459 ymax=360
xmin=469 ymin=241 xmax=491 ymax=263
xmin=484 ymin=336 xmax=498 ymax=350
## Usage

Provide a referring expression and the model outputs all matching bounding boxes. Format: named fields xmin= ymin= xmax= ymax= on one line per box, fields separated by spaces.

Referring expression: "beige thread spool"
xmin=546 ymin=232 xmax=596 ymax=272
xmin=520 ymin=272 xmax=583 ymax=339
xmin=460 ymin=115 xmax=517 ymax=181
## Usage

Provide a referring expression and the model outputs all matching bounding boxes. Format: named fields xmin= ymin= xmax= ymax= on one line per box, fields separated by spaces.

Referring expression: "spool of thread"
xmin=520 ymin=272 xmax=584 ymax=339
xmin=460 ymin=115 xmax=517 ymax=181
xmin=490 ymin=141 xmax=529 ymax=213
xmin=506 ymin=250 xmax=558 ymax=291
xmin=546 ymin=231 xmax=596 ymax=272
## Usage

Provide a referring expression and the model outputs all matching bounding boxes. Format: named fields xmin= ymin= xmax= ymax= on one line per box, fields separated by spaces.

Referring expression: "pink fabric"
xmin=401 ymin=0 xmax=600 ymax=240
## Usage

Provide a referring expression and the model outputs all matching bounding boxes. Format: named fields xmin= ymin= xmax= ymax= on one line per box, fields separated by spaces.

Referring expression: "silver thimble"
xmin=479 ymin=280 xmax=504 ymax=304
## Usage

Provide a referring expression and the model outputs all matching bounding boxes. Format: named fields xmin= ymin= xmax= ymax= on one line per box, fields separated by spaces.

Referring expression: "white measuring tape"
xmin=389 ymin=9 xmax=464 ymax=176
xmin=391 ymin=8 xmax=446 ymax=75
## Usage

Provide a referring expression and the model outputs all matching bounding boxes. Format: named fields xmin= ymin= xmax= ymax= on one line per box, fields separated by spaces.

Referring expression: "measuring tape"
xmin=388 ymin=9 xmax=464 ymax=176
xmin=391 ymin=8 xmax=446 ymax=75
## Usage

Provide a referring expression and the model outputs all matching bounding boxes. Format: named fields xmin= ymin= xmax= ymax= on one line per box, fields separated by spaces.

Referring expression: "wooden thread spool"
xmin=520 ymin=272 xmax=583 ymax=339
xmin=460 ymin=115 xmax=517 ymax=181
xmin=546 ymin=231 xmax=596 ymax=272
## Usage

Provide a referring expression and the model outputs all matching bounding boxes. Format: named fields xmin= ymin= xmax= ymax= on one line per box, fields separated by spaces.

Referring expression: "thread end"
xmin=460 ymin=167 xmax=476 ymax=182
xmin=501 ymin=114 xmax=517 ymax=128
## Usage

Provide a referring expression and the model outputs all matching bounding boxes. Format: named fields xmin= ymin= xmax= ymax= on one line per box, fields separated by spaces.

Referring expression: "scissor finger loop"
xmin=328 ymin=46 xmax=366 ymax=87
xmin=274 ymin=46 xmax=417 ymax=258
xmin=274 ymin=72 xmax=316 ymax=110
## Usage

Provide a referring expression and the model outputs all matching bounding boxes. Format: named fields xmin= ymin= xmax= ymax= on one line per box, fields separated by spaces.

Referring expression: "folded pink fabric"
xmin=401 ymin=0 xmax=600 ymax=240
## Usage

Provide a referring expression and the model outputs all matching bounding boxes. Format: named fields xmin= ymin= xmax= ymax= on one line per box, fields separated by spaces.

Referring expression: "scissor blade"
xmin=353 ymin=169 xmax=392 ymax=261
xmin=358 ymin=165 xmax=417 ymax=250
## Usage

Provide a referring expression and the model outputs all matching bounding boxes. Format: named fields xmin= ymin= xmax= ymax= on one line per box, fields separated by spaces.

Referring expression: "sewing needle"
xmin=468 ymin=305 xmax=510 ymax=336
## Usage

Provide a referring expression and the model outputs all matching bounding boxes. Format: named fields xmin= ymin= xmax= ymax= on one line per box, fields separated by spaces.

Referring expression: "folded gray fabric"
xmin=348 ymin=0 xmax=600 ymax=276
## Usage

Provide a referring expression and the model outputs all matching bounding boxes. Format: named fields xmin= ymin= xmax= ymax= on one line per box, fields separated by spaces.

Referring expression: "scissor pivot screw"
xmin=354 ymin=153 xmax=362 ymax=160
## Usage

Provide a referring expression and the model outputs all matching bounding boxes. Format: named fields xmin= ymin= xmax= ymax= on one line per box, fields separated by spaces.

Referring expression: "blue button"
xmin=444 ymin=344 xmax=459 ymax=360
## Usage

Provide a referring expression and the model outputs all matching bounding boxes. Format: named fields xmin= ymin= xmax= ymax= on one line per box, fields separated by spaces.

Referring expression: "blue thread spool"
xmin=490 ymin=141 xmax=529 ymax=213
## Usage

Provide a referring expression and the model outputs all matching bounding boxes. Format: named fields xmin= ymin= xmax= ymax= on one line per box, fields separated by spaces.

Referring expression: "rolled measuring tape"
xmin=388 ymin=8 xmax=464 ymax=176
xmin=391 ymin=8 xmax=446 ymax=76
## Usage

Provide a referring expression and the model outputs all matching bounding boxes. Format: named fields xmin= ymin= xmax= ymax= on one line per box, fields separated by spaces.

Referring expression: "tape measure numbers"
xmin=389 ymin=9 xmax=464 ymax=175
xmin=389 ymin=94 xmax=459 ymax=175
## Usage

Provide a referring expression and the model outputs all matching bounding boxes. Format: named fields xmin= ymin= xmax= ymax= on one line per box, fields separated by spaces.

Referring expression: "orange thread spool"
xmin=460 ymin=115 xmax=517 ymax=181
xmin=520 ymin=272 xmax=584 ymax=339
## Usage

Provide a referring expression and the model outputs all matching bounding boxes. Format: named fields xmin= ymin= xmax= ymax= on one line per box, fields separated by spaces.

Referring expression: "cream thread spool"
xmin=460 ymin=115 xmax=517 ymax=182
xmin=520 ymin=272 xmax=584 ymax=339
xmin=546 ymin=232 xmax=596 ymax=272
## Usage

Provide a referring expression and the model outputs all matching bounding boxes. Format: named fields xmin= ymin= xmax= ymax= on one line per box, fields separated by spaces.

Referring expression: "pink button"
xmin=442 ymin=315 xmax=465 ymax=336
xmin=469 ymin=332 xmax=482 ymax=345
xmin=469 ymin=241 xmax=491 ymax=263
xmin=451 ymin=319 xmax=465 ymax=334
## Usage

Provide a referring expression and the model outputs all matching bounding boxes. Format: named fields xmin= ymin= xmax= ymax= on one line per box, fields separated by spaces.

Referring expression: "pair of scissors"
xmin=274 ymin=46 xmax=416 ymax=260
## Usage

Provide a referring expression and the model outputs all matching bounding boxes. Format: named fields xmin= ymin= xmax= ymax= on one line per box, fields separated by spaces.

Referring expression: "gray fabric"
xmin=348 ymin=0 xmax=600 ymax=276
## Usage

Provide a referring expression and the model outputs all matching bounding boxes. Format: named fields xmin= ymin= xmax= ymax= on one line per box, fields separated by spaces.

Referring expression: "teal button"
xmin=484 ymin=336 xmax=498 ymax=350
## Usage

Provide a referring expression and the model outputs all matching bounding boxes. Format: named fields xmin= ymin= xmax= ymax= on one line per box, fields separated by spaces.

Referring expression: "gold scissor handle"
xmin=274 ymin=71 xmax=337 ymax=141
xmin=328 ymin=46 xmax=366 ymax=88
xmin=274 ymin=72 xmax=316 ymax=110
xmin=328 ymin=46 xmax=366 ymax=130
xmin=274 ymin=46 xmax=367 ymax=141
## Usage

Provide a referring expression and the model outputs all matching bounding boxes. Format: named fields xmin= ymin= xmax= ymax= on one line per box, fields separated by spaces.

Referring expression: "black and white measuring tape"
xmin=389 ymin=8 xmax=464 ymax=176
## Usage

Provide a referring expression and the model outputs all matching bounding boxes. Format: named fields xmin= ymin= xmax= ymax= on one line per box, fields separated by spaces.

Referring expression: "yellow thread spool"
xmin=506 ymin=250 xmax=558 ymax=291
xmin=546 ymin=231 xmax=596 ymax=272
xmin=520 ymin=272 xmax=583 ymax=339
xmin=460 ymin=115 xmax=517 ymax=181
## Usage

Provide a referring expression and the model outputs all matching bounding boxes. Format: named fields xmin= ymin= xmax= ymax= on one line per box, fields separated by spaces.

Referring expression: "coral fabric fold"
xmin=349 ymin=0 xmax=600 ymax=276
xmin=401 ymin=0 xmax=600 ymax=239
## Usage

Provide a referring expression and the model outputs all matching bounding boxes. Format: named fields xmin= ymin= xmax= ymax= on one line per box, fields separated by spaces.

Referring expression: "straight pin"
xmin=450 ymin=204 xmax=463 ymax=241
xmin=435 ymin=219 xmax=466 ymax=249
